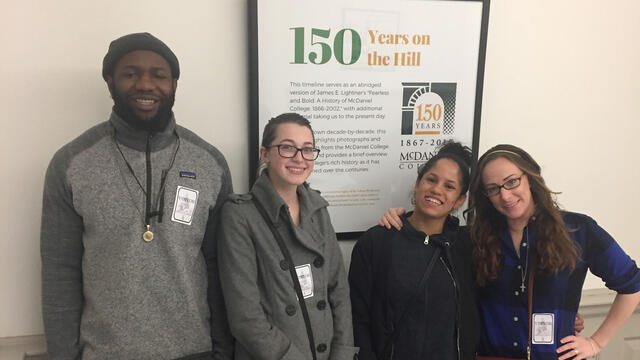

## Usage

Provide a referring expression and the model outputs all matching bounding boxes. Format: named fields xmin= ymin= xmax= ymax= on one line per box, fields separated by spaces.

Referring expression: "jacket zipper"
xmin=440 ymin=255 xmax=462 ymax=360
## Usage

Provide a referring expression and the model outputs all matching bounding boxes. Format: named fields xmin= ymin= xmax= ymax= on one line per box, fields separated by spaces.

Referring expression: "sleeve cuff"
xmin=330 ymin=343 xmax=360 ymax=360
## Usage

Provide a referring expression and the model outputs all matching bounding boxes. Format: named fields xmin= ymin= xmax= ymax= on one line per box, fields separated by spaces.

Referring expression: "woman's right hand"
xmin=378 ymin=207 xmax=406 ymax=230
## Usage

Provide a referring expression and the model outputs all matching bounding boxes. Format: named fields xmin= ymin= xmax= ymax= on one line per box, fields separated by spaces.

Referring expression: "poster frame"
xmin=248 ymin=0 xmax=491 ymax=239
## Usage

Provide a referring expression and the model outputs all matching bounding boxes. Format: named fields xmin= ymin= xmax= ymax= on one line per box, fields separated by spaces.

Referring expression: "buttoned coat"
xmin=218 ymin=173 xmax=358 ymax=360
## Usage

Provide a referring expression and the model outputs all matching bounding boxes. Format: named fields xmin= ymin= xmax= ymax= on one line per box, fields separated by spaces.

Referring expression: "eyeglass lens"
xmin=485 ymin=176 xmax=522 ymax=196
xmin=276 ymin=145 xmax=319 ymax=160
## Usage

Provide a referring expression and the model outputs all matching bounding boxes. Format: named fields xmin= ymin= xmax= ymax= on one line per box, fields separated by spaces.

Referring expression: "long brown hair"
xmin=467 ymin=144 xmax=579 ymax=285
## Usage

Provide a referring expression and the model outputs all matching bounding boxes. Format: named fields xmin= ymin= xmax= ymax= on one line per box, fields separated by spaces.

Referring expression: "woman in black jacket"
xmin=349 ymin=142 xmax=479 ymax=360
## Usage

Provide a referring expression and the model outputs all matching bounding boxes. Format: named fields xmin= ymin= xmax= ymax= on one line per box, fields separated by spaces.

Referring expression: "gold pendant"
xmin=142 ymin=225 xmax=154 ymax=242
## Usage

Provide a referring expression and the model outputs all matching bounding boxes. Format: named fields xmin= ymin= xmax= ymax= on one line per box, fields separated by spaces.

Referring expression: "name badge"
xmin=295 ymin=264 xmax=314 ymax=299
xmin=171 ymin=186 xmax=199 ymax=225
xmin=532 ymin=313 xmax=554 ymax=344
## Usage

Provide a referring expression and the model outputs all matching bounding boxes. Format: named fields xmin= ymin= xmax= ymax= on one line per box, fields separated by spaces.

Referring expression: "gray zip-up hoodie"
xmin=40 ymin=111 xmax=233 ymax=359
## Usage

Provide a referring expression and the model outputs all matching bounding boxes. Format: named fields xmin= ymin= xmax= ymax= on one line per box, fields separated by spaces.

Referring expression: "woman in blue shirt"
xmin=469 ymin=144 xmax=640 ymax=360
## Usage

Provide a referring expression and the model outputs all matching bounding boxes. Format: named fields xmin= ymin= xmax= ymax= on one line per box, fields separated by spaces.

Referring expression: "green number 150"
xmin=290 ymin=27 xmax=362 ymax=65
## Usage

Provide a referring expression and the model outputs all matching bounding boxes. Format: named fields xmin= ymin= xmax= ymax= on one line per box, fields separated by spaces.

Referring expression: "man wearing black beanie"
xmin=41 ymin=33 xmax=234 ymax=360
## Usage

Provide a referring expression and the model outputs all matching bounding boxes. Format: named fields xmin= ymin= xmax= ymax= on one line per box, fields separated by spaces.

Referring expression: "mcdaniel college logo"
xmin=401 ymin=82 xmax=457 ymax=135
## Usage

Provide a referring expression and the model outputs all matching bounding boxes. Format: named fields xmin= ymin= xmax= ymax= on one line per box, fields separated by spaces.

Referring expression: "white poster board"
xmin=249 ymin=0 xmax=490 ymax=236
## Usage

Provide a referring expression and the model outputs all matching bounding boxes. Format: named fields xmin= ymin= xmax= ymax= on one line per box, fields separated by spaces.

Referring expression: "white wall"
xmin=1 ymin=0 xmax=638 ymax=338
xmin=479 ymin=0 xmax=640 ymax=290
xmin=0 ymin=0 xmax=249 ymax=337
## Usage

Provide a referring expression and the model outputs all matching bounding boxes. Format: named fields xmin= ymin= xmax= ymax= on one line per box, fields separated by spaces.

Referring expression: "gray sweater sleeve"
xmin=40 ymin=150 xmax=84 ymax=360
xmin=202 ymin=153 xmax=235 ymax=360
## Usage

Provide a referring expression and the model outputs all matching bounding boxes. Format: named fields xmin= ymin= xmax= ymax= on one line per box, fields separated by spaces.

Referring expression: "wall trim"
xmin=0 ymin=334 xmax=45 ymax=347
xmin=580 ymin=288 xmax=640 ymax=317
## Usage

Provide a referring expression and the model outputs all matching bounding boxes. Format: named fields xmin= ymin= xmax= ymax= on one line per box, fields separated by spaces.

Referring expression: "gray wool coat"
xmin=218 ymin=173 xmax=358 ymax=360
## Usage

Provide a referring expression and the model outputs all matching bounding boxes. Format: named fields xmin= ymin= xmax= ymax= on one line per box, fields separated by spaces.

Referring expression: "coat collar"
xmin=400 ymin=211 xmax=460 ymax=245
xmin=108 ymin=109 xmax=177 ymax=152
xmin=250 ymin=172 xmax=328 ymax=225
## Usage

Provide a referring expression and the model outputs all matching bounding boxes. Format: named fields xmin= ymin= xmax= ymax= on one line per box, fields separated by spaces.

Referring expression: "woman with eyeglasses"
xmin=380 ymin=144 xmax=640 ymax=360
xmin=350 ymin=142 xmax=480 ymax=360
xmin=217 ymin=113 xmax=358 ymax=360
xmin=469 ymin=144 xmax=639 ymax=360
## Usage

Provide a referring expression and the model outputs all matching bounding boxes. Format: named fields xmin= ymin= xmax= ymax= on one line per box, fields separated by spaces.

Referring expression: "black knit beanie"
xmin=102 ymin=32 xmax=180 ymax=80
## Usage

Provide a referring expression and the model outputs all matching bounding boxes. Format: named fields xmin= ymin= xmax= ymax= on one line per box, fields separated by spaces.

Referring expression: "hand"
xmin=378 ymin=207 xmax=406 ymax=230
xmin=557 ymin=335 xmax=601 ymax=360
xmin=574 ymin=312 xmax=584 ymax=334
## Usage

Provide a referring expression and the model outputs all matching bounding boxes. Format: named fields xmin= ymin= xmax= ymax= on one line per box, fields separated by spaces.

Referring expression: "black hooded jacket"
xmin=349 ymin=213 xmax=479 ymax=360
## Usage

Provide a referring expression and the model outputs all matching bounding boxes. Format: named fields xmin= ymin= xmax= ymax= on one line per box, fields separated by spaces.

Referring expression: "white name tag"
xmin=532 ymin=313 xmax=554 ymax=344
xmin=171 ymin=186 xmax=199 ymax=225
xmin=295 ymin=264 xmax=314 ymax=299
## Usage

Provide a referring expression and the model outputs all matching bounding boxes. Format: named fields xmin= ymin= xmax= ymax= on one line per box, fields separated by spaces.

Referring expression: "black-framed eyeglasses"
xmin=267 ymin=144 xmax=320 ymax=160
xmin=483 ymin=174 xmax=525 ymax=197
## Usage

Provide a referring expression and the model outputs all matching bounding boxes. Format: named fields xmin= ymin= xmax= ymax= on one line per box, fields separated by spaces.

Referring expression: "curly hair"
xmin=467 ymin=144 xmax=579 ymax=285
xmin=415 ymin=141 xmax=473 ymax=195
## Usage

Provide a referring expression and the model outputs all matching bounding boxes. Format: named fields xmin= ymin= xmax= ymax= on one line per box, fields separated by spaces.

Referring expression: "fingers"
xmin=378 ymin=217 xmax=391 ymax=229
xmin=383 ymin=213 xmax=402 ymax=230
xmin=559 ymin=335 xmax=576 ymax=345
xmin=557 ymin=335 xmax=594 ymax=360
xmin=378 ymin=208 xmax=405 ymax=230
xmin=557 ymin=347 xmax=581 ymax=360
xmin=378 ymin=213 xmax=398 ymax=230
xmin=557 ymin=347 xmax=575 ymax=360
xmin=556 ymin=344 xmax=574 ymax=355
xmin=388 ymin=208 xmax=404 ymax=230
xmin=557 ymin=335 xmax=578 ymax=358
xmin=561 ymin=350 xmax=582 ymax=360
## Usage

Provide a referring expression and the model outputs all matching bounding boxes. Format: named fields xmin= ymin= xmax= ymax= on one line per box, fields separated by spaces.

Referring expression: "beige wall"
xmin=1 ymin=0 xmax=638 ymax=337
xmin=479 ymin=0 xmax=640 ymax=290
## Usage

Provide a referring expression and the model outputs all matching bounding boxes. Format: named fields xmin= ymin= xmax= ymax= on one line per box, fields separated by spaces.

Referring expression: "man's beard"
xmin=112 ymin=89 xmax=176 ymax=133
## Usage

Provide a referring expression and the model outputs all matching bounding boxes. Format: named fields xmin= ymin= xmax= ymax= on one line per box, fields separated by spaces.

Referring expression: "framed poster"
xmin=249 ymin=0 xmax=490 ymax=238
